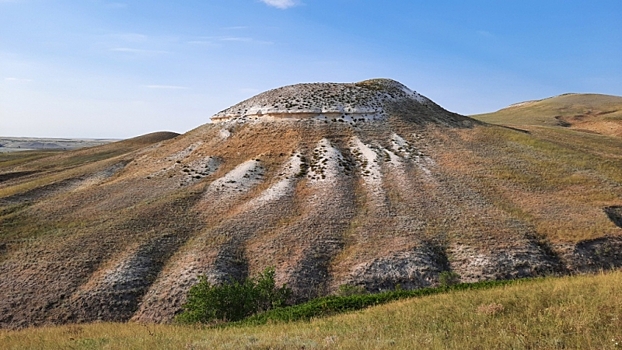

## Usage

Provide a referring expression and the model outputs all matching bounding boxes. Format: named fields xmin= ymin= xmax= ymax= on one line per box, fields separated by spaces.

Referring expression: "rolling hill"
xmin=472 ymin=93 xmax=622 ymax=137
xmin=1 ymin=80 xmax=621 ymax=329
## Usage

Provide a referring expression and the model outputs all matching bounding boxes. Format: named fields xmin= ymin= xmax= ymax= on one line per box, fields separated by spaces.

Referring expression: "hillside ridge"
xmin=0 ymin=80 xmax=621 ymax=329
xmin=472 ymin=93 xmax=622 ymax=137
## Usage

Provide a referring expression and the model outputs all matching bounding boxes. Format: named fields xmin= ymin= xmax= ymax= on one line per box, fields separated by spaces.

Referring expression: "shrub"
xmin=176 ymin=267 xmax=291 ymax=324
xmin=439 ymin=271 xmax=461 ymax=288
xmin=336 ymin=284 xmax=368 ymax=297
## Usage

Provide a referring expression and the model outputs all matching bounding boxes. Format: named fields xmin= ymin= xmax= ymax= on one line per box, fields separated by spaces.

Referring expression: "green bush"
xmin=439 ymin=271 xmax=461 ymax=287
xmin=176 ymin=267 xmax=291 ymax=324
xmin=336 ymin=284 xmax=368 ymax=297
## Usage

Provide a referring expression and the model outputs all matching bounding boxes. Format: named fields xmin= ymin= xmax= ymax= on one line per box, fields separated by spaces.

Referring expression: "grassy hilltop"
xmin=472 ymin=93 xmax=622 ymax=137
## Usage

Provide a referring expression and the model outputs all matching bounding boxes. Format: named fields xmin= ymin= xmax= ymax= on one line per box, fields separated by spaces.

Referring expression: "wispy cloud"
xmin=219 ymin=37 xmax=273 ymax=45
xmin=187 ymin=40 xmax=213 ymax=45
xmin=110 ymin=47 xmax=169 ymax=54
xmin=220 ymin=37 xmax=253 ymax=42
xmin=477 ymin=30 xmax=494 ymax=38
xmin=187 ymin=36 xmax=273 ymax=46
xmin=260 ymin=0 xmax=297 ymax=9
xmin=4 ymin=77 xmax=32 ymax=82
xmin=145 ymin=85 xmax=189 ymax=90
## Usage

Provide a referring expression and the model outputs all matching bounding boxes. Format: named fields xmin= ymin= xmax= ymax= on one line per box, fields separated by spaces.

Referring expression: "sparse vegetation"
xmin=439 ymin=271 xmax=461 ymax=287
xmin=2 ymin=271 xmax=622 ymax=349
xmin=336 ymin=283 xmax=368 ymax=296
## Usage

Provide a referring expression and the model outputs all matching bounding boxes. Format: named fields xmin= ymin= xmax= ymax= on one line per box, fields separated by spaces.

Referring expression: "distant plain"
xmin=0 ymin=137 xmax=117 ymax=153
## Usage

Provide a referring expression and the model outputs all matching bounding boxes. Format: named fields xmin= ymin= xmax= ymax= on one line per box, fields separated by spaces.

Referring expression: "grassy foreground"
xmin=2 ymin=271 xmax=622 ymax=349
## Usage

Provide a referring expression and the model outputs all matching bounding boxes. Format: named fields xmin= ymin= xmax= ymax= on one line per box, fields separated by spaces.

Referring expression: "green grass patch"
xmin=234 ymin=279 xmax=526 ymax=327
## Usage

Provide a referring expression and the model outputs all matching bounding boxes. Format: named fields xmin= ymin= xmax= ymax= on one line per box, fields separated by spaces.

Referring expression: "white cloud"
xmin=220 ymin=37 xmax=252 ymax=42
xmin=187 ymin=37 xmax=273 ymax=46
xmin=187 ymin=40 xmax=214 ymax=45
xmin=110 ymin=48 xmax=169 ymax=54
xmin=219 ymin=37 xmax=273 ymax=45
xmin=260 ymin=0 xmax=297 ymax=9
xmin=4 ymin=77 xmax=32 ymax=82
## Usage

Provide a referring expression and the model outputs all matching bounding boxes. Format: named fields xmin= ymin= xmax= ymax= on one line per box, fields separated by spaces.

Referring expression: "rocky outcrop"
xmin=605 ymin=206 xmax=622 ymax=228
xmin=554 ymin=237 xmax=622 ymax=273
xmin=344 ymin=245 xmax=448 ymax=292
xmin=212 ymin=79 xmax=431 ymax=123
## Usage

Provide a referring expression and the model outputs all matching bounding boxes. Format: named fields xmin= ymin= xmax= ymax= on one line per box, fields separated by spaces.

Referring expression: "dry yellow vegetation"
xmin=471 ymin=93 xmax=622 ymax=137
xmin=1 ymin=270 xmax=621 ymax=349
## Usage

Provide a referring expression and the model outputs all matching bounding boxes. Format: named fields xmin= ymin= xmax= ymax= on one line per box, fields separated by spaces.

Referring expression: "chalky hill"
xmin=1 ymin=79 xmax=621 ymax=329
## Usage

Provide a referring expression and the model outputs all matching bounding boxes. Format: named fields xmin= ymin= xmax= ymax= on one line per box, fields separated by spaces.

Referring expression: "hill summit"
xmin=0 ymin=80 xmax=621 ymax=329
xmin=212 ymin=79 xmax=431 ymax=123
xmin=472 ymin=93 xmax=622 ymax=137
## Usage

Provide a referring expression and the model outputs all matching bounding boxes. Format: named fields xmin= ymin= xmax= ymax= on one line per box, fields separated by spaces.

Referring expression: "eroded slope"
xmin=1 ymin=81 xmax=621 ymax=329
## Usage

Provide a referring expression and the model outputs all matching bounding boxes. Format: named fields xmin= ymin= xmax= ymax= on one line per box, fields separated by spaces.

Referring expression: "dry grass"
xmin=471 ymin=93 xmax=622 ymax=137
xmin=0 ymin=150 xmax=64 ymax=168
xmin=432 ymin=124 xmax=622 ymax=243
xmin=1 ymin=270 xmax=621 ymax=349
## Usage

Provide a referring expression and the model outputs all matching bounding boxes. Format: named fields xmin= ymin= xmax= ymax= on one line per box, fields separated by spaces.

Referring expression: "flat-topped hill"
xmin=0 ymin=80 xmax=621 ymax=329
xmin=212 ymin=79 xmax=432 ymax=123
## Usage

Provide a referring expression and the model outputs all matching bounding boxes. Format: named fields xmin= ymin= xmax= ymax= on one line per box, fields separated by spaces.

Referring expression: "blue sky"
xmin=1 ymin=0 xmax=621 ymax=138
